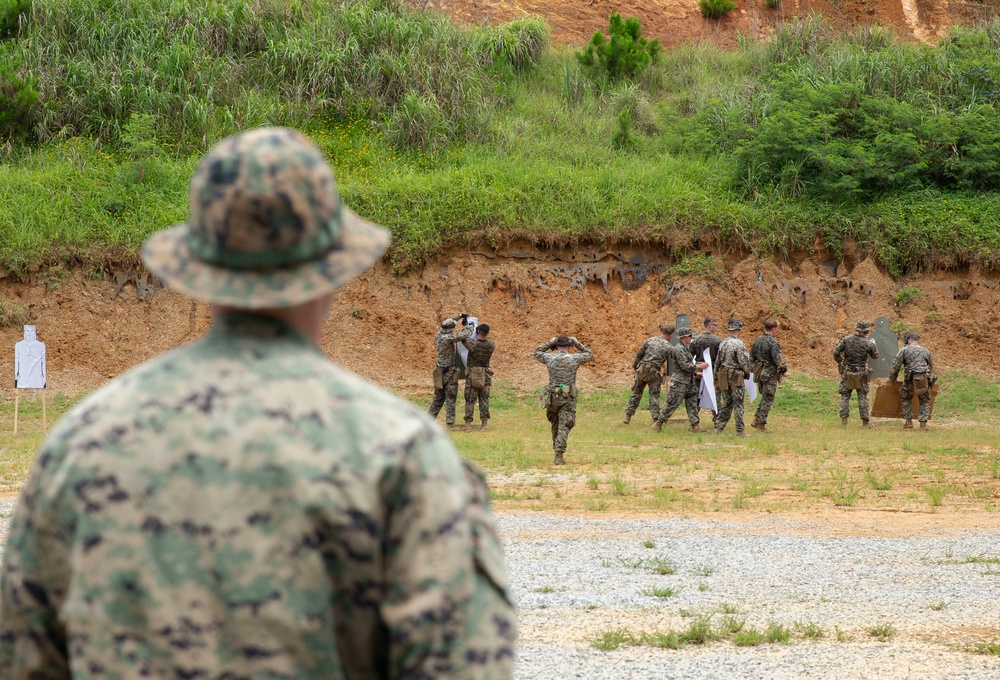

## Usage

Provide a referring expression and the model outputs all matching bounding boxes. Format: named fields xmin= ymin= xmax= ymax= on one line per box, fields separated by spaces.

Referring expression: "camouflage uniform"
xmin=833 ymin=330 xmax=879 ymax=422
xmin=890 ymin=343 xmax=934 ymax=424
xmin=429 ymin=316 xmax=473 ymax=426
xmin=0 ymin=128 xmax=516 ymax=679
xmin=625 ymin=336 xmax=671 ymax=421
xmin=534 ymin=339 xmax=594 ymax=461
xmin=749 ymin=333 xmax=787 ymax=428
xmin=463 ymin=335 xmax=496 ymax=426
xmin=655 ymin=342 xmax=701 ymax=428
xmin=716 ymin=336 xmax=750 ymax=434
xmin=689 ymin=331 xmax=722 ymax=426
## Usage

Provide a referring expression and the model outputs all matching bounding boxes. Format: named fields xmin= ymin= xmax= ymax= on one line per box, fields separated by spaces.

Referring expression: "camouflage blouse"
xmin=0 ymin=313 xmax=515 ymax=679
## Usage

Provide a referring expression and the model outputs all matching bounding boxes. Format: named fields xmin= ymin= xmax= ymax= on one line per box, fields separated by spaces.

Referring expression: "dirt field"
xmin=2 ymin=244 xmax=997 ymax=402
xmin=415 ymin=0 xmax=993 ymax=47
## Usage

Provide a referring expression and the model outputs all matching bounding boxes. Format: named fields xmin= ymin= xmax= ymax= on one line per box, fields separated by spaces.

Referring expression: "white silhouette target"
xmin=15 ymin=325 xmax=46 ymax=389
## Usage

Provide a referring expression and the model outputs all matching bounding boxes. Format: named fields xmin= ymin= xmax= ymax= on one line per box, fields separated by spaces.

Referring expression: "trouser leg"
xmin=918 ymin=392 xmax=930 ymax=422
xmin=658 ymin=382 xmax=684 ymax=424
xmin=755 ymin=382 xmax=776 ymax=425
xmin=464 ymin=383 xmax=477 ymax=423
xmin=429 ymin=386 xmax=447 ymax=418
xmin=553 ymin=399 xmax=577 ymax=453
xmin=444 ymin=381 xmax=459 ymax=425
xmin=547 ymin=407 xmax=559 ymax=448
xmin=717 ymin=388 xmax=733 ymax=430
xmin=647 ymin=377 xmax=662 ymax=420
xmin=479 ymin=382 xmax=491 ymax=422
xmin=900 ymin=383 xmax=914 ymax=421
xmin=625 ymin=376 xmax=644 ymax=417
xmin=732 ymin=384 xmax=746 ymax=433
xmin=839 ymin=391 xmax=851 ymax=419
xmin=683 ymin=385 xmax=700 ymax=426
xmin=858 ymin=382 xmax=871 ymax=421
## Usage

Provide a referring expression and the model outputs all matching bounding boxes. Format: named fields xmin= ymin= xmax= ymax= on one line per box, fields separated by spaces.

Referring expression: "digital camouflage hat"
xmin=677 ymin=327 xmax=694 ymax=338
xmin=441 ymin=318 xmax=457 ymax=330
xmin=727 ymin=319 xmax=744 ymax=331
xmin=142 ymin=127 xmax=390 ymax=309
xmin=855 ymin=320 xmax=873 ymax=332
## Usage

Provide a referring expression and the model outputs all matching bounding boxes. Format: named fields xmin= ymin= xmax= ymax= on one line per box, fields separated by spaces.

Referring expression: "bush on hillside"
xmin=699 ymin=0 xmax=738 ymax=20
xmin=4 ymin=0 xmax=548 ymax=149
xmin=577 ymin=12 xmax=661 ymax=81
xmin=0 ymin=64 xmax=38 ymax=140
xmin=0 ymin=0 xmax=29 ymax=40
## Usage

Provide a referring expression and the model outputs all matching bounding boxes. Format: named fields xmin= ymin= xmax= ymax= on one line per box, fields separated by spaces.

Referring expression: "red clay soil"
xmin=0 ymin=244 xmax=996 ymax=399
xmin=416 ymin=0 xmax=990 ymax=47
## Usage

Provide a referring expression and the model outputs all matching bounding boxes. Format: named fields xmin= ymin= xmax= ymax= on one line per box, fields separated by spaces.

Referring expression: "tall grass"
xmin=1 ymin=0 xmax=548 ymax=150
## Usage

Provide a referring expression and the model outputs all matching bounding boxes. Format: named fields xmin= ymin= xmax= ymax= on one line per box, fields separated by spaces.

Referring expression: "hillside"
xmin=418 ymin=0 xmax=994 ymax=46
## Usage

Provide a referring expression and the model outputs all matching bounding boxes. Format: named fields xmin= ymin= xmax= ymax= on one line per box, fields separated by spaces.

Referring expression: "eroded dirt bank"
xmin=0 ymin=244 xmax=995 ymax=398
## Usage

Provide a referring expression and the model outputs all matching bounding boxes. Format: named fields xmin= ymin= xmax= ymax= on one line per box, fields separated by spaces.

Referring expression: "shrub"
xmin=612 ymin=109 xmax=638 ymax=151
xmin=765 ymin=0 xmax=781 ymax=8
xmin=699 ymin=0 xmax=738 ymax=20
xmin=0 ymin=0 xmax=29 ymax=40
xmin=0 ymin=63 xmax=37 ymax=140
xmin=893 ymin=286 xmax=921 ymax=306
xmin=577 ymin=11 xmax=661 ymax=81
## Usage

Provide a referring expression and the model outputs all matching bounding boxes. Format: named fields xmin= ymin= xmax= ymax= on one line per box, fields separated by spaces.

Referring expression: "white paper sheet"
xmin=698 ymin=348 xmax=718 ymax=412
xmin=745 ymin=373 xmax=758 ymax=403
xmin=456 ymin=316 xmax=478 ymax=366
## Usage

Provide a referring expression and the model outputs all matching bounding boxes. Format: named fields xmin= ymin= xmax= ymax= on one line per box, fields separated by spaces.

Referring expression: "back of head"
xmin=704 ymin=317 xmax=716 ymax=329
xmin=727 ymin=319 xmax=743 ymax=332
xmin=555 ymin=335 xmax=573 ymax=347
xmin=477 ymin=323 xmax=491 ymax=336
xmin=677 ymin=327 xmax=694 ymax=339
xmin=660 ymin=324 xmax=675 ymax=336
xmin=764 ymin=318 xmax=778 ymax=331
xmin=905 ymin=331 xmax=919 ymax=343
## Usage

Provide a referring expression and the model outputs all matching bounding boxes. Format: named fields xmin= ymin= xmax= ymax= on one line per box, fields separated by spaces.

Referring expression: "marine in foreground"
xmin=0 ymin=128 xmax=515 ymax=678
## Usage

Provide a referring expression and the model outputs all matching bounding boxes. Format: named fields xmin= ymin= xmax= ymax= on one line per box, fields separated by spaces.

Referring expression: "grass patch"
xmin=866 ymin=623 xmax=896 ymax=642
xmin=640 ymin=586 xmax=681 ymax=599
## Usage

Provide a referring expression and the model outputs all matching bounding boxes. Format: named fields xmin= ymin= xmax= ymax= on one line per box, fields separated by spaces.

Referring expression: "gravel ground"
xmin=1 ymin=502 xmax=997 ymax=677
xmin=499 ymin=513 xmax=1000 ymax=679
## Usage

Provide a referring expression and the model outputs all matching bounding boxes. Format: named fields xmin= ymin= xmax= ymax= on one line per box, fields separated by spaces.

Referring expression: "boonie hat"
xmin=142 ymin=127 xmax=390 ymax=309
xmin=554 ymin=335 xmax=573 ymax=347
xmin=441 ymin=318 xmax=457 ymax=330
xmin=727 ymin=319 xmax=743 ymax=331
xmin=855 ymin=320 xmax=873 ymax=332
xmin=677 ymin=327 xmax=694 ymax=338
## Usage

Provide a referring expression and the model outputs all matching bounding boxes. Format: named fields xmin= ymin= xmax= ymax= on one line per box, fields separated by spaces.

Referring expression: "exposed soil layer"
xmin=415 ymin=0 xmax=992 ymax=47
xmin=0 ymin=244 xmax=996 ymax=399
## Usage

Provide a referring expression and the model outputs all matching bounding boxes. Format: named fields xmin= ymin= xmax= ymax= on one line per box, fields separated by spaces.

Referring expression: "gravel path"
xmin=499 ymin=513 xmax=1000 ymax=679
xmin=1 ymin=503 xmax=997 ymax=677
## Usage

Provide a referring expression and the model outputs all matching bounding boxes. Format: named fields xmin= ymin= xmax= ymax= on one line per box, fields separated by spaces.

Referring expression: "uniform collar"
xmin=209 ymin=312 xmax=316 ymax=348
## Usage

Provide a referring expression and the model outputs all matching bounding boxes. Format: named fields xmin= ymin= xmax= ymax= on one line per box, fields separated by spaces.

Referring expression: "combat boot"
xmin=480 ymin=419 xmax=489 ymax=431
xmin=752 ymin=421 xmax=772 ymax=433
xmin=861 ymin=419 xmax=871 ymax=429
xmin=553 ymin=452 xmax=565 ymax=465
xmin=652 ymin=420 xmax=662 ymax=433
xmin=714 ymin=427 xmax=724 ymax=435
xmin=903 ymin=419 xmax=913 ymax=429
xmin=841 ymin=417 xmax=848 ymax=428
xmin=623 ymin=413 xmax=631 ymax=425
xmin=736 ymin=431 xmax=747 ymax=438
xmin=919 ymin=421 xmax=928 ymax=430
xmin=688 ymin=424 xmax=700 ymax=433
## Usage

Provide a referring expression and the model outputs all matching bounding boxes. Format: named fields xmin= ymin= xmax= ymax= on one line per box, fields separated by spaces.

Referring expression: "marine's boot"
xmin=553 ymin=452 xmax=565 ymax=465
xmin=623 ymin=413 xmax=632 ymax=425
xmin=903 ymin=419 xmax=914 ymax=429
xmin=861 ymin=419 xmax=871 ymax=429
xmin=652 ymin=420 xmax=662 ymax=433
xmin=753 ymin=421 xmax=772 ymax=433
xmin=480 ymin=419 xmax=489 ymax=431
xmin=919 ymin=421 xmax=928 ymax=430
xmin=736 ymin=431 xmax=747 ymax=438
xmin=688 ymin=424 xmax=700 ymax=433
xmin=841 ymin=417 xmax=848 ymax=428
xmin=714 ymin=427 xmax=725 ymax=435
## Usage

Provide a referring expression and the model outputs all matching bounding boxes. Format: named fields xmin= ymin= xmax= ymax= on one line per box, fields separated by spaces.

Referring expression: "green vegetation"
xmin=699 ymin=0 xmax=738 ymax=20
xmin=577 ymin=12 xmax=661 ymax=82
xmin=1 ymin=3 xmax=1000 ymax=275
xmin=893 ymin=286 xmax=922 ymax=306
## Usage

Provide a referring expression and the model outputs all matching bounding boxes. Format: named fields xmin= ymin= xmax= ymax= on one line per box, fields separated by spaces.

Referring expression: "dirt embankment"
xmin=0 ymin=244 xmax=995 ymax=398
xmin=417 ymin=0 xmax=992 ymax=47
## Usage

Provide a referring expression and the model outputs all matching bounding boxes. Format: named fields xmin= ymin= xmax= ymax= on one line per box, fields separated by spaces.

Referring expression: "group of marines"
xmin=428 ymin=313 xmax=936 ymax=465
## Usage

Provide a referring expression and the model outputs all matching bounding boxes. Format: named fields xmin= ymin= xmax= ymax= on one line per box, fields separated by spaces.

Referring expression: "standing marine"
xmin=534 ymin=335 xmax=594 ymax=465
xmin=715 ymin=319 xmax=750 ymax=436
xmin=429 ymin=313 xmax=473 ymax=427
xmin=689 ymin=317 xmax=722 ymax=429
xmin=624 ymin=324 xmax=674 ymax=425
xmin=749 ymin=318 xmax=788 ymax=433
xmin=652 ymin=327 xmax=709 ymax=433
xmin=0 ymin=127 xmax=515 ymax=678
xmin=462 ymin=323 xmax=495 ymax=430
xmin=833 ymin=320 xmax=879 ymax=428
xmin=889 ymin=331 xmax=934 ymax=429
